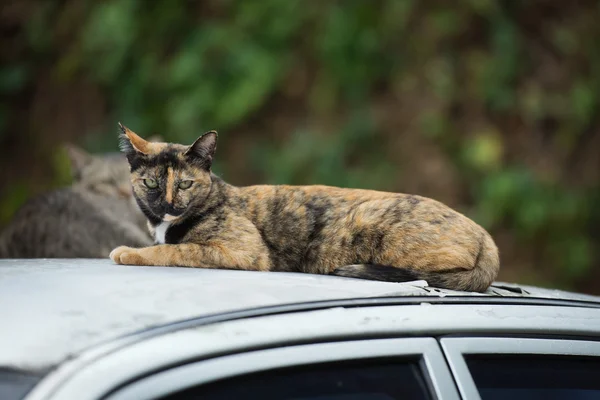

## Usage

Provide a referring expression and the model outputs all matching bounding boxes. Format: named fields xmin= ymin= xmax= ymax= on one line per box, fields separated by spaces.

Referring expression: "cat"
xmin=110 ymin=123 xmax=500 ymax=292
xmin=0 ymin=144 xmax=153 ymax=258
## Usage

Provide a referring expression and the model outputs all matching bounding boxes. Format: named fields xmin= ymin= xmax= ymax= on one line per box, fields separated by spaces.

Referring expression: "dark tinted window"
xmin=0 ymin=369 xmax=41 ymax=400
xmin=467 ymin=356 xmax=600 ymax=400
xmin=160 ymin=359 xmax=431 ymax=400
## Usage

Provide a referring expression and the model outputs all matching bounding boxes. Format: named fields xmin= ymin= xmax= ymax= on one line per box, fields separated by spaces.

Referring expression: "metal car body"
xmin=1 ymin=259 xmax=600 ymax=400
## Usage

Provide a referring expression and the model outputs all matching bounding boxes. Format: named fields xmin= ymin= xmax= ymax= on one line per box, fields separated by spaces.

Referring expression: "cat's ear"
xmin=118 ymin=122 xmax=151 ymax=155
xmin=64 ymin=144 xmax=93 ymax=179
xmin=185 ymin=130 xmax=217 ymax=169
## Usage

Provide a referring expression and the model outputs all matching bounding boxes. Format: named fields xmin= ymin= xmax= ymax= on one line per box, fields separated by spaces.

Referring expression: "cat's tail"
xmin=331 ymin=233 xmax=500 ymax=293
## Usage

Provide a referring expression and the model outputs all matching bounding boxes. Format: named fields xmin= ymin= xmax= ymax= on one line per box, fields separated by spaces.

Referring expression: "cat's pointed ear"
xmin=185 ymin=130 xmax=217 ymax=169
xmin=64 ymin=144 xmax=93 ymax=179
xmin=118 ymin=122 xmax=151 ymax=155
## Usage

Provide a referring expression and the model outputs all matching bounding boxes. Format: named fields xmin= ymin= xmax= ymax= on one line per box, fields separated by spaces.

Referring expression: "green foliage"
xmin=0 ymin=184 xmax=30 ymax=225
xmin=0 ymin=64 xmax=30 ymax=139
xmin=75 ymin=0 xmax=309 ymax=139
xmin=472 ymin=167 xmax=596 ymax=283
xmin=0 ymin=65 xmax=29 ymax=94
xmin=52 ymin=147 xmax=76 ymax=187
xmin=81 ymin=0 xmax=138 ymax=84
xmin=481 ymin=15 xmax=520 ymax=111
xmin=253 ymin=111 xmax=396 ymax=190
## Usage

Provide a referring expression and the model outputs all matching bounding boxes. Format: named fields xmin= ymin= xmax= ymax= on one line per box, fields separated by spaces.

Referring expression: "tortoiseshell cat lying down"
xmin=111 ymin=124 xmax=500 ymax=292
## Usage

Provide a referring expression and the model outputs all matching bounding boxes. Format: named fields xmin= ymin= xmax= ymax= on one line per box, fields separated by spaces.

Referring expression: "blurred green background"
xmin=1 ymin=0 xmax=599 ymax=293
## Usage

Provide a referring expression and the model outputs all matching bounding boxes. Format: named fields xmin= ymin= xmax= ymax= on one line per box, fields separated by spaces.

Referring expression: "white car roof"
xmin=1 ymin=258 xmax=599 ymax=373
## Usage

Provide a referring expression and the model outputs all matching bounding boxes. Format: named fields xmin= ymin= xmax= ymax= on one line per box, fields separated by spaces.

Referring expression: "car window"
xmin=466 ymin=355 xmax=600 ymax=400
xmin=158 ymin=359 xmax=431 ymax=400
xmin=0 ymin=369 xmax=41 ymax=400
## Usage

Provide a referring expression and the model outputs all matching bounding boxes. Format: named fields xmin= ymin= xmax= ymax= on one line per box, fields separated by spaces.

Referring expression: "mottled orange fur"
xmin=111 ymin=125 xmax=500 ymax=292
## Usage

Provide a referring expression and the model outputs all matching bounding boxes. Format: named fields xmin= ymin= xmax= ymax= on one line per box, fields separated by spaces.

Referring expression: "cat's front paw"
xmin=110 ymin=246 xmax=148 ymax=265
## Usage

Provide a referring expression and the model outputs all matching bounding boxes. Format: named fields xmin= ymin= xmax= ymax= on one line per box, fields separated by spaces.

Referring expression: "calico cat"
xmin=110 ymin=123 xmax=500 ymax=292
xmin=0 ymin=144 xmax=153 ymax=258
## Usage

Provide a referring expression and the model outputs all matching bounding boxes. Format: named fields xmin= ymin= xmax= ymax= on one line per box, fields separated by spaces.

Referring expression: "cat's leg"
xmin=109 ymin=243 xmax=270 ymax=271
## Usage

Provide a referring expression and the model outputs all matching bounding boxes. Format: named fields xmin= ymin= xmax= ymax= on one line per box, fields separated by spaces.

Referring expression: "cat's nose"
xmin=165 ymin=204 xmax=184 ymax=216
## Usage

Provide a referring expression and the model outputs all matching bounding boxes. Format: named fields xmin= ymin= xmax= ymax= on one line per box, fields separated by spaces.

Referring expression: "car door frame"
xmin=105 ymin=337 xmax=460 ymax=400
xmin=440 ymin=337 xmax=600 ymax=400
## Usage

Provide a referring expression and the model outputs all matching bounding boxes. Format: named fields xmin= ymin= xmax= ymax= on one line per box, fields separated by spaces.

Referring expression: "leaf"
xmin=570 ymin=80 xmax=596 ymax=127
xmin=0 ymin=65 xmax=29 ymax=94
xmin=212 ymin=48 xmax=282 ymax=128
xmin=0 ymin=184 xmax=30 ymax=225
xmin=82 ymin=0 xmax=138 ymax=83
xmin=463 ymin=130 xmax=504 ymax=172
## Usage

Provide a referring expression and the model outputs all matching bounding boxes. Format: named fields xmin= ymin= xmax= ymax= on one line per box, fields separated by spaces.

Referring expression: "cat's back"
xmin=239 ymin=183 xmax=451 ymax=218
xmin=238 ymin=182 xmax=486 ymax=248
xmin=0 ymin=188 xmax=82 ymax=257
xmin=0 ymin=188 xmax=149 ymax=258
xmin=4 ymin=187 xmax=87 ymax=227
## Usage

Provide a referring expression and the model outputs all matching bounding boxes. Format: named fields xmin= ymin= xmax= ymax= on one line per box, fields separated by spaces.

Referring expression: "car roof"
xmin=1 ymin=258 xmax=600 ymax=374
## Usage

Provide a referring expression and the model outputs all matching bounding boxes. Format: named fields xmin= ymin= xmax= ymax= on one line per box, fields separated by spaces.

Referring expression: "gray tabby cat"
xmin=0 ymin=145 xmax=152 ymax=258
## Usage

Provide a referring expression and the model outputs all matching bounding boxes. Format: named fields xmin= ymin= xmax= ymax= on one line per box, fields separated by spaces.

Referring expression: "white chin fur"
xmin=155 ymin=221 xmax=170 ymax=244
xmin=163 ymin=214 xmax=179 ymax=222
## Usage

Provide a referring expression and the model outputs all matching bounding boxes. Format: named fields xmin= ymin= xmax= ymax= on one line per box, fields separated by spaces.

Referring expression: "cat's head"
xmin=117 ymin=123 xmax=218 ymax=225
xmin=65 ymin=144 xmax=133 ymax=199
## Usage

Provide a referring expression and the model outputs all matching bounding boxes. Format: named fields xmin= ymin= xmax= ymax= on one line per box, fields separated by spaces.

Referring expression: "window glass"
xmin=466 ymin=355 xmax=600 ymax=400
xmin=159 ymin=359 xmax=431 ymax=400
xmin=0 ymin=370 xmax=40 ymax=400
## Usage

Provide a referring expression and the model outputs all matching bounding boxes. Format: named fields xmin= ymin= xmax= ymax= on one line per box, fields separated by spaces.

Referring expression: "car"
xmin=1 ymin=258 xmax=600 ymax=400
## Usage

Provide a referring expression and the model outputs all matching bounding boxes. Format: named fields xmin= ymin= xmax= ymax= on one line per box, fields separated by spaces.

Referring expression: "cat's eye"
xmin=143 ymin=178 xmax=158 ymax=189
xmin=178 ymin=180 xmax=193 ymax=190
